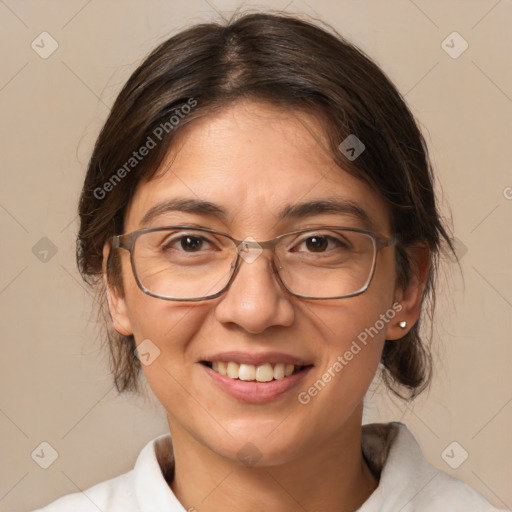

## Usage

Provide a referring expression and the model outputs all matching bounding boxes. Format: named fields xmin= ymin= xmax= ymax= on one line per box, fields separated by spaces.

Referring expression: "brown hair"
xmin=77 ymin=11 xmax=455 ymax=400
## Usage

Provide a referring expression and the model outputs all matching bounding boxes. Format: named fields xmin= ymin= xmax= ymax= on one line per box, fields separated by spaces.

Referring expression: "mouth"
xmin=199 ymin=351 xmax=314 ymax=402
xmin=200 ymin=360 xmax=310 ymax=382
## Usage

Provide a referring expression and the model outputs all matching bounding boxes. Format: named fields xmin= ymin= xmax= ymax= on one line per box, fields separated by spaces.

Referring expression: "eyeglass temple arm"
xmin=111 ymin=234 xmax=134 ymax=251
xmin=378 ymin=234 xmax=398 ymax=247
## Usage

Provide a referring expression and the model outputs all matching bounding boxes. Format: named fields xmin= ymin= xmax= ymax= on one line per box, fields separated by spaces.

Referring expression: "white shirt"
xmin=31 ymin=422 xmax=504 ymax=511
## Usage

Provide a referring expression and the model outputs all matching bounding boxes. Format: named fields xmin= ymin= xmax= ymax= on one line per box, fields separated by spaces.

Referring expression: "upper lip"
xmin=201 ymin=351 xmax=313 ymax=366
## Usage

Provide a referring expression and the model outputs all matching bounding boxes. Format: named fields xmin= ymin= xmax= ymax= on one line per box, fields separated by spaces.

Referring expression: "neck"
xmin=167 ymin=409 xmax=379 ymax=512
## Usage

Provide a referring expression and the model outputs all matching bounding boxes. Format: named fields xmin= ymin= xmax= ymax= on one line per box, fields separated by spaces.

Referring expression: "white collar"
xmin=128 ymin=421 xmax=497 ymax=511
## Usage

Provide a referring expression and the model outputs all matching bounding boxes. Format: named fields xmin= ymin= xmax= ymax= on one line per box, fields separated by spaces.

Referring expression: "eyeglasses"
xmin=111 ymin=225 xmax=396 ymax=301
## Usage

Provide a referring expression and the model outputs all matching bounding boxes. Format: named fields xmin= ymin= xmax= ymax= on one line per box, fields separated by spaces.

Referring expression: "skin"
xmin=105 ymin=100 xmax=428 ymax=511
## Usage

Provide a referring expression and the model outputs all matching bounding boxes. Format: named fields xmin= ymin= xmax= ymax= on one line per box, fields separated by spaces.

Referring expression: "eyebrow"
xmin=140 ymin=197 xmax=377 ymax=231
xmin=279 ymin=198 xmax=376 ymax=230
xmin=140 ymin=198 xmax=228 ymax=226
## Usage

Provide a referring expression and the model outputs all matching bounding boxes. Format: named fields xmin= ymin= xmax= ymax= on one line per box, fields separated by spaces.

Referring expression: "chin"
xmin=201 ymin=420 xmax=311 ymax=468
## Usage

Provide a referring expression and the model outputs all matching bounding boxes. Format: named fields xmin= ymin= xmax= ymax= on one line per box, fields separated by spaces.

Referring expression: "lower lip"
xmin=202 ymin=364 xmax=313 ymax=403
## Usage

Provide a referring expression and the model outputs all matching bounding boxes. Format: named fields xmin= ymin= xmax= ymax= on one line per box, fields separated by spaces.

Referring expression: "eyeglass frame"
xmin=111 ymin=225 xmax=397 ymax=302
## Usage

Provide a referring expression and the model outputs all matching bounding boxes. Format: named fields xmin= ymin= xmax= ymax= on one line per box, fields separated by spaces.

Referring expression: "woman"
xmin=32 ymin=11 xmax=504 ymax=512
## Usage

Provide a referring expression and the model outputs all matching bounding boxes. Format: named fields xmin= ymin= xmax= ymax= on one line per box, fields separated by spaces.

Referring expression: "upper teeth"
xmin=211 ymin=361 xmax=296 ymax=382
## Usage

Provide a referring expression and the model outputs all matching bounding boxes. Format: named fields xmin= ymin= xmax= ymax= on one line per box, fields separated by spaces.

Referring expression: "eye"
xmin=304 ymin=235 xmax=328 ymax=252
xmin=179 ymin=235 xmax=205 ymax=252
xmin=161 ymin=233 xmax=214 ymax=253
xmin=293 ymin=234 xmax=350 ymax=253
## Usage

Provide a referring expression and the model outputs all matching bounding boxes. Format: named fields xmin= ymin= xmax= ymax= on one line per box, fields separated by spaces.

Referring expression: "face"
xmin=107 ymin=100 xmax=411 ymax=466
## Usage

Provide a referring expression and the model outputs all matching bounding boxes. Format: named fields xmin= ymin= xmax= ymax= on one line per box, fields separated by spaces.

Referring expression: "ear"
xmin=102 ymin=241 xmax=133 ymax=337
xmin=386 ymin=243 xmax=430 ymax=340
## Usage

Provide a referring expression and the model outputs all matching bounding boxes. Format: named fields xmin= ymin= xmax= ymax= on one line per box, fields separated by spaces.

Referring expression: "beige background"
xmin=1 ymin=0 xmax=511 ymax=510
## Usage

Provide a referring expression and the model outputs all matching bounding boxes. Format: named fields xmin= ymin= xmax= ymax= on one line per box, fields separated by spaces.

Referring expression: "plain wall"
xmin=1 ymin=1 xmax=511 ymax=510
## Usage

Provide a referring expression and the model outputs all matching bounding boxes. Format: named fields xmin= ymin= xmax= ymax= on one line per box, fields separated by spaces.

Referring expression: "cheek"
xmin=314 ymin=297 xmax=389 ymax=374
xmin=127 ymin=297 xmax=212 ymax=410
xmin=295 ymin=276 xmax=397 ymax=422
xmin=120 ymin=270 xmax=208 ymax=374
xmin=119 ymin=249 xmax=204 ymax=344
xmin=126 ymin=295 xmax=208 ymax=360
xmin=306 ymin=268 xmax=396 ymax=355
xmin=118 ymin=254 xmax=215 ymax=403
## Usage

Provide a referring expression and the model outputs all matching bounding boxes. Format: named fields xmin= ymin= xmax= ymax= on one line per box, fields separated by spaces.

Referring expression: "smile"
xmin=202 ymin=361 xmax=305 ymax=382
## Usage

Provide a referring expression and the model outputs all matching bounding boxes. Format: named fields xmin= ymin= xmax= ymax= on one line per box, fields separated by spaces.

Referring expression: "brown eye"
xmin=160 ymin=233 xmax=213 ymax=253
xmin=292 ymin=233 xmax=350 ymax=254
xmin=305 ymin=236 xmax=328 ymax=252
xmin=180 ymin=235 xmax=203 ymax=252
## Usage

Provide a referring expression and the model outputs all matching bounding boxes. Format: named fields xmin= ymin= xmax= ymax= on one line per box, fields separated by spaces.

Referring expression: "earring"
xmin=398 ymin=321 xmax=407 ymax=329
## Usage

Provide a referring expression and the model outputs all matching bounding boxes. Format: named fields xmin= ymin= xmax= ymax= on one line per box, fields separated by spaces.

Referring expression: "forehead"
xmin=125 ymin=100 xmax=391 ymax=235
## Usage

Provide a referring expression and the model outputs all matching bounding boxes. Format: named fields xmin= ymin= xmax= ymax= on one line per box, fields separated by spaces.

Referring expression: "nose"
xmin=214 ymin=250 xmax=295 ymax=334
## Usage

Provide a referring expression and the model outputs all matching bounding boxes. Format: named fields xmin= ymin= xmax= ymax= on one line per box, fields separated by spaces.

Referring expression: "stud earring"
xmin=398 ymin=321 xmax=407 ymax=329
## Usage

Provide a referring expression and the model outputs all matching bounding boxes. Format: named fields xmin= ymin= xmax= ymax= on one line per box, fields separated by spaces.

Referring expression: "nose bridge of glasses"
xmin=235 ymin=236 xmax=277 ymax=266
xmin=236 ymin=237 xmax=286 ymax=266
xmin=237 ymin=239 xmax=261 ymax=253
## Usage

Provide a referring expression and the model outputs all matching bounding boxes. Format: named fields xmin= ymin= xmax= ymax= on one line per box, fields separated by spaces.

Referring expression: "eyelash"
xmin=159 ymin=232 xmax=351 ymax=253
